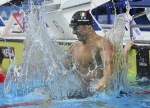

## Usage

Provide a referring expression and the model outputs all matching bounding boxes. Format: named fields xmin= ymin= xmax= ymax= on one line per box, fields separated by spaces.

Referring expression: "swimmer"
xmin=62 ymin=11 xmax=135 ymax=93
xmin=124 ymin=42 xmax=136 ymax=62
xmin=62 ymin=11 xmax=114 ymax=92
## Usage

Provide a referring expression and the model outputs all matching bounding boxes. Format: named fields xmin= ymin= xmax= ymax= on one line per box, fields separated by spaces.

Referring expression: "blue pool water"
xmin=0 ymin=82 xmax=150 ymax=108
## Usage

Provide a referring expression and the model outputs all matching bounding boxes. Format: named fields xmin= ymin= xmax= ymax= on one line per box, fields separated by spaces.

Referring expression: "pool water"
xmin=0 ymin=82 xmax=150 ymax=108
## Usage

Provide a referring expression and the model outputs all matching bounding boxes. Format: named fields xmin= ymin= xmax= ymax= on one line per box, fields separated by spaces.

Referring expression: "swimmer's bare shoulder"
xmin=94 ymin=35 xmax=110 ymax=48
xmin=68 ymin=41 xmax=82 ymax=52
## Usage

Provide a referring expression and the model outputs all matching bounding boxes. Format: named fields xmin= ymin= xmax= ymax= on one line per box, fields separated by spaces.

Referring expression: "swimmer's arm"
xmin=61 ymin=52 xmax=73 ymax=70
xmin=124 ymin=42 xmax=135 ymax=62
xmin=61 ymin=44 xmax=75 ymax=70
xmin=0 ymin=68 xmax=7 ymax=74
xmin=4 ymin=68 xmax=7 ymax=74
xmin=96 ymin=39 xmax=113 ymax=91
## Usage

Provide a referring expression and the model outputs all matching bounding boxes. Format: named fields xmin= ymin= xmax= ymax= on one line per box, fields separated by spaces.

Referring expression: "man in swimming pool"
xmin=62 ymin=11 xmax=135 ymax=93
xmin=62 ymin=11 xmax=113 ymax=92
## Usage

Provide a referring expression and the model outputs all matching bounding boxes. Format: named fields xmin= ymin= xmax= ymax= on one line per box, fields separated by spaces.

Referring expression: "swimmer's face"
xmin=72 ymin=25 xmax=88 ymax=42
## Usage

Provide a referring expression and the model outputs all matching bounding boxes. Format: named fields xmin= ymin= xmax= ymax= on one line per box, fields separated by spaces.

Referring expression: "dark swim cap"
xmin=69 ymin=11 xmax=93 ymax=29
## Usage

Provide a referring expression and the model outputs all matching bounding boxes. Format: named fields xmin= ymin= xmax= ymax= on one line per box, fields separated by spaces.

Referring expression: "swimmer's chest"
xmin=71 ymin=44 xmax=101 ymax=66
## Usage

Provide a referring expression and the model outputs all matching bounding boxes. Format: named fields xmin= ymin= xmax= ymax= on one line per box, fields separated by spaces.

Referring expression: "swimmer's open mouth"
xmin=76 ymin=34 xmax=81 ymax=38
xmin=77 ymin=35 xmax=80 ymax=38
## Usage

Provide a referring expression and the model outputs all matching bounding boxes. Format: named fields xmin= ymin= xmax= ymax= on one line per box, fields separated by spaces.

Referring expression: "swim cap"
xmin=69 ymin=11 xmax=93 ymax=29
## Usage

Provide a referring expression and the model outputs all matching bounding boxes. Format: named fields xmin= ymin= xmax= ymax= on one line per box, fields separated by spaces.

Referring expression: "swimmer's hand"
xmin=124 ymin=42 xmax=136 ymax=52
xmin=89 ymin=78 xmax=107 ymax=92
xmin=95 ymin=81 xmax=107 ymax=91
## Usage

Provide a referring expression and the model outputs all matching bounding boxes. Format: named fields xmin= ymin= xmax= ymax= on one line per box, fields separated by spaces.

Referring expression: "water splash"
xmin=4 ymin=3 xmax=85 ymax=100
xmin=104 ymin=1 xmax=132 ymax=96
xmin=4 ymin=0 xmax=132 ymax=99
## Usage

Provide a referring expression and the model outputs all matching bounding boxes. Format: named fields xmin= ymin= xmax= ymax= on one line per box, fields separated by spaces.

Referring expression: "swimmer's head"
xmin=69 ymin=11 xmax=93 ymax=30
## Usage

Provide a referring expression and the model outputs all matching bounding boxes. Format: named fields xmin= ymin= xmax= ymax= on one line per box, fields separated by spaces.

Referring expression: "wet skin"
xmin=62 ymin=25 xmax=113 ymax=91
